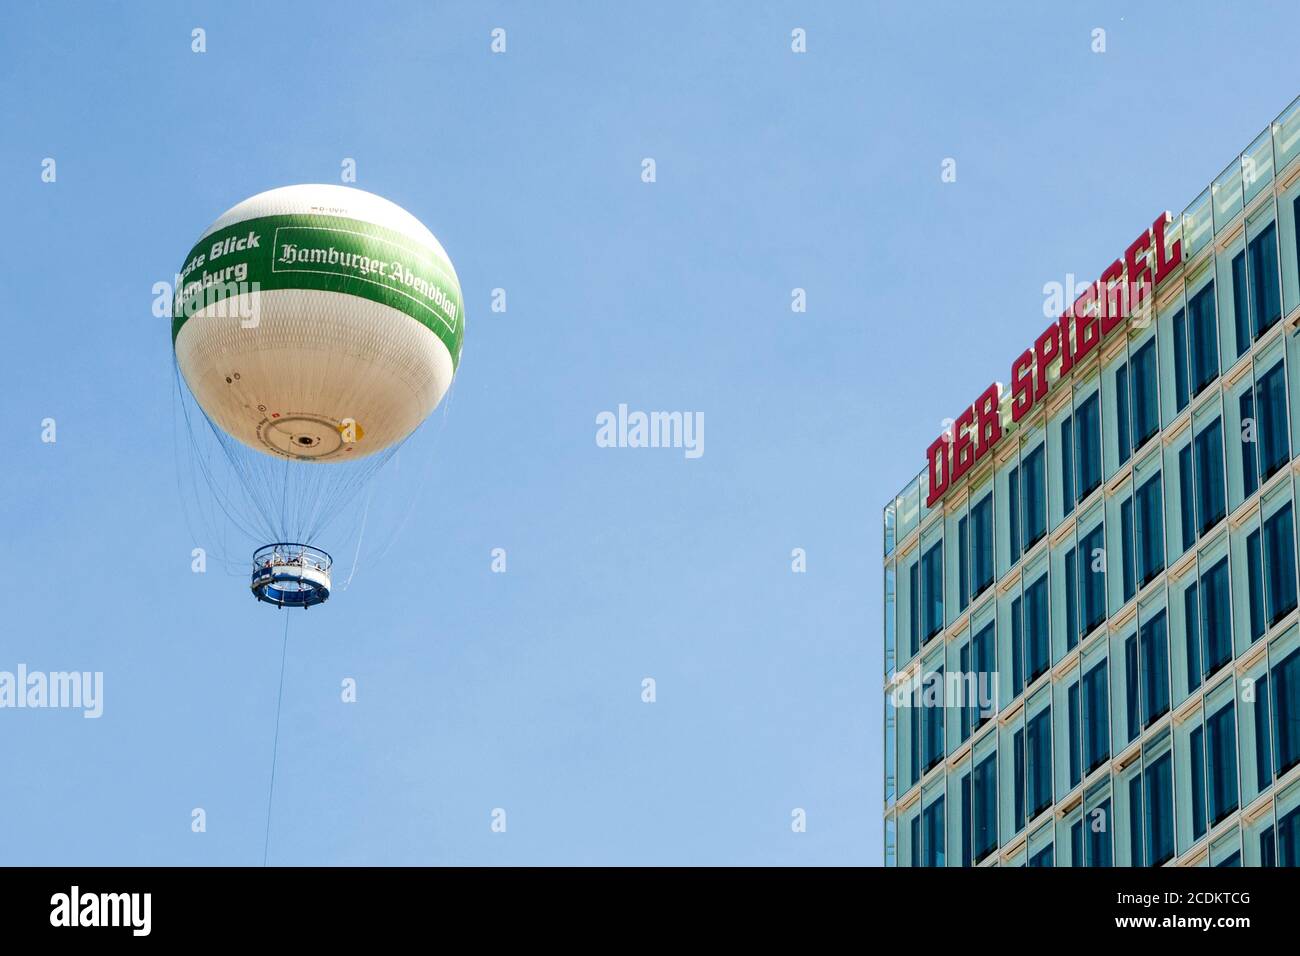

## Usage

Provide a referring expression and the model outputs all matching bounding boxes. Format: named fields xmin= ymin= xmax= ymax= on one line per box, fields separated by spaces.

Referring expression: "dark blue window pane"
xmin=1065 ymin=547 xmax=1078 ymax=652
xmin=1136 ymin=474 xmax=1165 ymax=586
xmin=922 ymin=669 xmax=944 ymax=772
xmin=1240 ymin=388 xmax=1259 ymax=500
xmin=909 ymin=562 xmax=920 ymax=658
xmin=1172 ymin=308 xmax=1190 ymax=412
xmin=1116 ymin=361 xmax=1132 ymax=467
xmin=1281 ymin=804 xmax=1300 ymax=867
xmin=1026 ymin=575 xmax=1050 ymax=683
xmin=971 ymin=624 xmax=995 ymax=733
xmin=1178 ymin=444 xmax=1196 ymax=554
xmin=1216 ymin=851 xmax=1241 ymax=867
xmin=910 ymin=814 xmax=921 ymax=867
xmin=1140 ymin=610 xmax=1170 ymax=727
xmin=1201 ymin=557 xmax=1232 ymax=677
xmin=1257 ymin=361 xmax=1289 ymax=480
xmin=923 ymin=797 xmax=945 ymax=867
xmin=971 ymin=496 xmax=993 ymax=599
xmin=1083 ymin=661 xmax=1109 ymax=773
xmin=1011 ymin=595 xmax=1024 ymax=699
xmin=1067 ymin=682 xmax=1081 ymax=788
xmin=910 ymin=700 xmax=920 ymax=786
xmin=1255 ymin=674 xmax=1272 ymax=792
xmin=1273 ymin=645 xmax=1300 ymax=776
xmin=1079 ymin=524 xmax=1106 ymax=639
xmin=1023 ymin=445 xmax=1046 ymax=547
xmin=1027 ymin=707 xmax=1052 ymax=819
xmin=1194 ymin=418 xmax=1226 ymax=536
xmin=1124 ymin=634 xmax=1141 ymax=743
xmin=1070 ymin=820 xmax=1083 ymax=867
xmin=1232 ymin=250 xmax=1251 ymax=358
xmin=1013 ymin=728 xmax=1026 ymax=834
xmin=922 ymin=542 xmax=944 ymax=640
xmin=958 ymin=516 xmax=970 ymax=612
xmin=1061 ymin=415 xmax=1075 ymax=512
xmin=1131 ymin=339 xmax=1159 ymax=447
xmin=1086 ymin=798 xmax=1112 ymax=867
xmin=1121 ymin=496 xmax=1136 ymax=602
xmin=1008 ymin=465 xmax=1021 ymax=562
xmin=961 ymin=773 xmax=972 ymax=867
xmin=973 ymin=754 xmax=998 ymax=862
xmin=1261 ymin=823 xmax=1276 ymax=867
xmin=1207 ymin=701 xmax=1239 ymax=826
xmin=1183 ymin=582 xmax=1201 ymax=694
xmin=1247 ymin=530 xmax=1267 ymax=641
xmin=1076 ymin=392 xmax=1101 ymax=500
xmin=1264 ymin=504 xmax=1298 ymax=627
xmin=959 ymin=642 xmax=971 ymax=745
xmin=1144 ymin=751 xmax=1175 ymax=866
xmin=1128 ymin=774 xmax=1144 ymax=866
xmin=1028 ymin=844 xmax=1053 ymax=867
xmin=1190 ymin=725 xmax=1206 ymax=841
xmin=1189 ymin=282 xmax=1219 ymax=396
xmin=1249 ymin=220 xmax=1282 ymax=339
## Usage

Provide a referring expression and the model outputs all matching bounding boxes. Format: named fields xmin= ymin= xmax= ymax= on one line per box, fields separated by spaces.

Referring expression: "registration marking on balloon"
xmin=255 ymin=413 xmax=359 ymax=460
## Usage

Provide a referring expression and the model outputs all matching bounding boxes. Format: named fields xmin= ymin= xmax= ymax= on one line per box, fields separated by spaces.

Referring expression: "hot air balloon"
xmin=171 ymin=184 xmax=464 ymax=607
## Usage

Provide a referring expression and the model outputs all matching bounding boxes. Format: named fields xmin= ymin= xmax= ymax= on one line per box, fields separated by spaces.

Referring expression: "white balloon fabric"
xmin=173 ymin=184 xmax=463 ymax=463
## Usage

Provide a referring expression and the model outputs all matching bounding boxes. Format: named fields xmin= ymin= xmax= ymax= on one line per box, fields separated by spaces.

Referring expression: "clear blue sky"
xmin=1 ymin=1 xmax=1296 ymax=865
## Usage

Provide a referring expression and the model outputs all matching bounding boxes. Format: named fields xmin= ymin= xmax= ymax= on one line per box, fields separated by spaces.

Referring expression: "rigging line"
xmin=341 ymin=483 xmax=374 ymax=591
xmin=262 ymin=612 xmax=291 ymax=867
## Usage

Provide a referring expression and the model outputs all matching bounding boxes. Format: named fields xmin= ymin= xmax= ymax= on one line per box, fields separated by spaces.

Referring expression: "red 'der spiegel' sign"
xmin=924 ymin=212 xmax=1184 ymax=509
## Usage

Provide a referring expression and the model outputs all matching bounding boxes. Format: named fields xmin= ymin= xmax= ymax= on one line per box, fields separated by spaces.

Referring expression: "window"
xmin=1190 ymin=724 xmax=1207 ymax=842
xmin=908 ymin=562 xmax=920 ymax=659
xmin=1246 ymin=530 xmax=1267 ymax=641
xmin=1172 ymin=307 xmax=1190 ymax=413
xmin=1082 ymin=661 xmax=1109 ymax=773
xmin=971 ymin=624 xmax=995 ymax=733
xmin=1028 ymin=844 xmax=1053 ymax=867
xmin=1273 ymin=645 xmax=1300 ymax=775
xmin=1131 ymin=339 xmax=1158 ymax=447
xmin=1128 ymin=774 xmax=1144 ymax=866
xmin=1183 ymin=581 xmax=1201 ymax=694
xmin=1008 ymin=465 xmax=1021 ymax=563
xmin=1125 ymin=634 xmax=1141 ymax=743
xmin=1189 ymin=282 xmax=1219 ymax=396
xmin=1116 ymin=361 xmax=1132 ymax=466
xmin=1178 ymin=445 xmax=1196 ymax=554
xmin=1140 ymin=611 xmax=1170 ymax=728
xmin=1206 ymin=701 xmax=1238 ymax=826
xmin=958 ymin=642 xmax=972 ymax=745
xmin=922 ymin=797 xmax=945 ymax=867
xmin=1264 ymin=504 xmax=1298 ymax=627
xmin=1120 ymin=496 xmax=1136 ymax=602
xmin=910 ymin=815 xmax=921 ymax=867
xmin=1086 ymin=798 xmax=1112 ymax=867
xmin=1249 ymin=220 xmax=1282 ymax=339
xmin=1067 ymin=682 xmax=1082 ymax=789
xmin=1061 ymin=415 xmax=1075 ymax=513
xmin=1255 ymin=674 xmax=1272 ymax=793
xmin=1241 ymin=387 xmax=1259 ymax=499
xmin=1193 ymin=418 xmax=1226 ymax=536
xmin=1022 ymin=445 xmax=1046 ymax=548
xmin=909 ymin=704 xmax=920 ymax=787
xmin=960 ymin=772 xmax=972 ymax=867
xmin=973 ymin=754 xmax=998 ymax=863
xmin=970 ymin=496 xmax=993 ymax=600
xmin=1013 ymin=727 xmax=1026 ymax=833
xmin=922 ymin=542 xmax=943 ymax=641
xmin=1025 ymin=574 xmax=1049 ymax=683
xmin=1136 ymin=474 xmax=1165 ymax=587
xmin=1257 ymin=361 xmax=1289 ymax=481
xmin=1064 ymin=547 xmax=1078 ymax=653
xmin=1078 ymin=524 xmax=1106 ymax=639
xmin=1075 ymin=392 xmax=1101 ymax=500
xmin=1232 ymin=249 xmax=1251 ymax=359
xmin=1011 ymin=595 xmax=1025 ymax=700
xmin=1145 ymin=751 xmax=1175 ymax=866
xmin=1201 ymin=557 xmax=1232 ymax=678
xmin=1281 ymin=803 xmax=1300 ymax=867
xmin=958 ymin=516 xmax=970 ymax=613
xmin=1027 ymin=708 xmax=1052 ymax=819
xmin=922 ymin=669 xmax=944 ymax=773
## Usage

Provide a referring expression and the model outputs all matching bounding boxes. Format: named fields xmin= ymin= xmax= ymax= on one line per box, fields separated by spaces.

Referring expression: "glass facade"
xmin=884 ymin=95 xmax=1300 ymax=866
